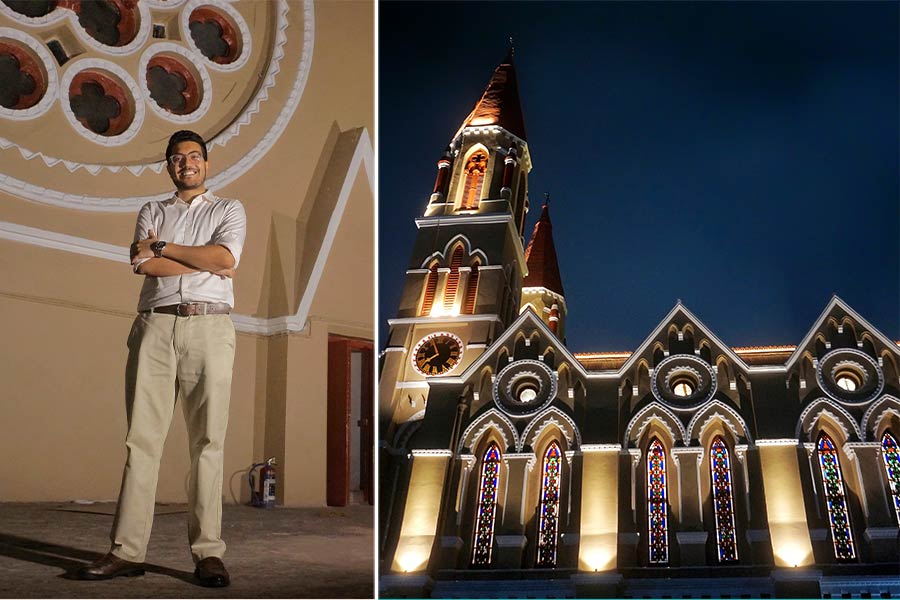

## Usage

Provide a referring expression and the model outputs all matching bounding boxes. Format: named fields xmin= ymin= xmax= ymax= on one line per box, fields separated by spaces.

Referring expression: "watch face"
xmin=412 ymin=332 xmax=463 ymax=376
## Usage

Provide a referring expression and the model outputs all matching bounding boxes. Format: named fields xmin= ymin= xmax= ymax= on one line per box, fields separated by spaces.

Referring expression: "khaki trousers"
xmin=110 ymin=312 xmax=235 ymax=563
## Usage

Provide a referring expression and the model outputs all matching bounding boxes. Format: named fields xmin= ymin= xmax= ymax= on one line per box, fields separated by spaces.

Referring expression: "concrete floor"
xmin=0 ymin=502 xmax=374 ymax=598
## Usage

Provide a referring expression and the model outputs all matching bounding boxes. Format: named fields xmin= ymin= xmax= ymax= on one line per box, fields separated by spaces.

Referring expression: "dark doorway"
xmin=327 ymin=335 xmax=374 ymax=506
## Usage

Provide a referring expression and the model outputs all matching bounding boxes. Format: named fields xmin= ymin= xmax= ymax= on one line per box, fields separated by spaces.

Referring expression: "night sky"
xmin=379 ymin=1 xmax=899 ymax=353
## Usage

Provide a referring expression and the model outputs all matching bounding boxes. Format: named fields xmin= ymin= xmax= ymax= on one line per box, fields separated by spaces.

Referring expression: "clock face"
xmin=412 ymin=332 xmax=463 ymax=376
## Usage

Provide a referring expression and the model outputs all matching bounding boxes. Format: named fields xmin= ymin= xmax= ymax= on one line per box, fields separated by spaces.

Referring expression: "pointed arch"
xmin=647 ymin=437 xmax=669 ymax=564
xmin=637 ymin=360 xmax=651 ymax=398
xmin=861 ymin=395 xmax=900 ymax=440
xmin=859 ymin=333 xmax=877 ymax=359
xmin=682 ymin=324 xmax=696 ymax=353
xmin=709 ymin=436 xmax=738 ymax=562
xmin=459 ymin=145 xmax=489 ymax=210
xmin=816 ymin=432 xmax=856 ymax=560
xmin=688 ymin=401 xmax=750 ymax=445
xmin=699 ymin=340 xmax=712 ymax=364
xmin=471 ymin=441 xmax=502 ymax=565
xmin=462 ymin=258 xmax=480 ymax=315
xmin=458 ymin=408 xmax=519 ymax=454
xmin=542 ymin=347 xmax=556 ymax=370
xmin=815 ymin=335 xmax=828 ymax=360
xmin=520 ymin=406 xmax=581 ymax=452
xmin=443 ymin=244 xmax=466 ymax=312
xmin=880 ymin=430 xmax=900 ymax=525
xmin=652 ymin=343 xmax=665 ymax=367
xmin=535 ymin=440 xmax=563 ymax=567
xmin=625 ymin=402 xmax=686 ymax=448
xmin=881 ymin=350 xmax=899 ymax=386
xmin=797 ymin=399 xmax=862 ymax=443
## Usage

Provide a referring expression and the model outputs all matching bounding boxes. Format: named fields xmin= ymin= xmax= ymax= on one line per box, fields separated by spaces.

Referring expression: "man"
xmin=77 ymin=130 xmax=246 ymax=588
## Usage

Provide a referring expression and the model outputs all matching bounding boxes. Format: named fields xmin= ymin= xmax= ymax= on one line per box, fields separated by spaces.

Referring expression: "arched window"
xmin=461 ymin=150 xmax=488 ymax=210
xmin=536 ymin=441 xmax=562 ymax=567
xmin=443 ymin=245 xmax=465 ymax=312
xmin=420 ymin=262 xmax=438 ymax=316
xmin=472 ymin=442 xmax=501 ymax=566
xmin=647 ymin=438 xmax=669 ymax=564
xmin=881 ymin=431 xmax=900 ymax=525
xmin=817 ymin=433 xmax=856 ymax=560
xmin=710 ymin=436 xmax=738 ymax=562
xmin=462 ymin=260 xmax=480 ymax=315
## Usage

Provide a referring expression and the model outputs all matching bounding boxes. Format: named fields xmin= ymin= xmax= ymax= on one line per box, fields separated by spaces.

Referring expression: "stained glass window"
xmin=881 ymin=431 xmax=900 ymax=526
xmin=817 ymin=433 xmax=856 ymax=560
xmin=536 ymin=441 xmax=562 ymax=567
xmin=472 ymin=442 xmax=501 ymax=566
xmin=710 ymin=436 xmax=738 ymax=562
xmin=647 ymin=438 xmax=668 ymax=564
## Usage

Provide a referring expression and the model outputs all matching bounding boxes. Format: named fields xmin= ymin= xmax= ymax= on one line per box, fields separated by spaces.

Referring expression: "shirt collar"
xmin=166 ymin=190 xmax=216 ymax=205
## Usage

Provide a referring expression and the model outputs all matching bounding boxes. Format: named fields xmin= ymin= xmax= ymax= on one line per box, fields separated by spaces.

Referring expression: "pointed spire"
xmin=523 ymin=199 xmax=564 ymax=296
xmin=460 ymin=50 xmax=527 ymax=141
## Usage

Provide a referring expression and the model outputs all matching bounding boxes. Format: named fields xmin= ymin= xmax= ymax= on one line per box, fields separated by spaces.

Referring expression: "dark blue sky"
xmin=379 ymin=1 xmax=899 ymax=352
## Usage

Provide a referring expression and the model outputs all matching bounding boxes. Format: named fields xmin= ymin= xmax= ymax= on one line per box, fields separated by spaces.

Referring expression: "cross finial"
xmin=508 ymin=35 xmax=515 ymax=57
xmin=544 ymin=192 xmax=550 ymax=206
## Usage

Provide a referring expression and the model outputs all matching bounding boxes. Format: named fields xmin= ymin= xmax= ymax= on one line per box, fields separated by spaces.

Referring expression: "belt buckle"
xmin=176 ymin=303 xmax=191 ymax=317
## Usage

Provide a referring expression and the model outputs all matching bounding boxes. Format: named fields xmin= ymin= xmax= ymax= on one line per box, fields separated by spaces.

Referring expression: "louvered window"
xmin=443 ymin=246 xmax=464 ymax=311
xmin=420 ymin=263 xmax=438 ymax=316
xmin=462 ymin=262 xmax=479 ymax=315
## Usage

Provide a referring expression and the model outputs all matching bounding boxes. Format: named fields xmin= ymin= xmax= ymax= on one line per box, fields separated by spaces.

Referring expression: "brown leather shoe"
xmin=194 ymin=556 xmax=230 ymax=588
xmin=77 ymin=553 xmax=145 ymax=580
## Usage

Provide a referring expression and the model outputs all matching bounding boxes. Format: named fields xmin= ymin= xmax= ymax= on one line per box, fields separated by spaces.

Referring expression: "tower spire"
xmin=522 ymin=200 xmax=566 ymax=337
xmin=458 ymin=50 xmax=527 ymax=141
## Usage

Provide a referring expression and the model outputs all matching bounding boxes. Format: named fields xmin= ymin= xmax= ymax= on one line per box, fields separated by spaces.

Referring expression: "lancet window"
xmin=461 ymin=150 xmax=488 ymax=210
xmin=462 ymin=261 xmax=479 ymax=315
xmin=419 ymin=262 xmax=438 ymax=316
xmin=647 ymin=438 xmax=669 ymax=564
xmin=472 ymin=442 xmax=501 ymax=566
xmin=817 ymin=433 xmax=856 ymax=560
xmin=881 ymin=431 xmax=900 ymax=525
xmin=443 ymin=245 xmax=465 ymax=311
xmin=536 ymin=441 xmax=562 ymax=567
xmin=709 ymin=436 xmax=738 ymax=562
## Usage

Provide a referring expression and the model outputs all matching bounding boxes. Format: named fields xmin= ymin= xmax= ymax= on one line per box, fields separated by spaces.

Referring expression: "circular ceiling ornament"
xmin=493 ymin=359 xmax=558 ymax=418
xmin=816 ymin=348 xmax=883 ymax=405
xmin=70 ymin=0 xmax=151 ymax=56
xmin=182 ymin=0 xmax=251 ymax=72
xmin=60 ymin=58 xmax=144 ymax=145
xmin=0 ymin=0 xmax=313 ymax=211
xmin=651 ymin=354 xmax=717 ymax=411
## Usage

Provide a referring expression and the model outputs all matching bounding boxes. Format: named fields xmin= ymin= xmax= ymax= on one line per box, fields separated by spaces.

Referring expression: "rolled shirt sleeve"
xmin=211 ymin=199 xmax=247 ymax=268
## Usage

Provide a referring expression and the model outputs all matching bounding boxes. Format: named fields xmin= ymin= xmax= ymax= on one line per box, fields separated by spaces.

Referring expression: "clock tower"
xmin=379 ymin=50 xmax=533 ymax=442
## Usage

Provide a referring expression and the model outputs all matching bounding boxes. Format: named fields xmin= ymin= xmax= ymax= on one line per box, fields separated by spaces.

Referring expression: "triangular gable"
xmin=615 ymin=302 xmax=752 ymax=376
xmin=784 ymin=295 xmax=900 ymax=371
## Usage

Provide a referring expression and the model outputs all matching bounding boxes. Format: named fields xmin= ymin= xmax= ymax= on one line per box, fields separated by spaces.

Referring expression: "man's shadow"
xmin=0 ymin=533 xmax=195 ymax=584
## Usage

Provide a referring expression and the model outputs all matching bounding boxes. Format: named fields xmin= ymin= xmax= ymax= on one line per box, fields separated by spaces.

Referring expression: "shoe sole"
xmin=79 ymin=569 xmax=145 ymax=580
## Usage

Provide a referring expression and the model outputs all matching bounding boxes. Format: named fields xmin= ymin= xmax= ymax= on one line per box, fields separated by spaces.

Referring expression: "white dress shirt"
xmin=133 ymin=191 xmax=246 ymax=311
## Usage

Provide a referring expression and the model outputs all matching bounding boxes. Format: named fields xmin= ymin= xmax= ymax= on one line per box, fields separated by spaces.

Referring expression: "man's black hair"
xmin=166 ymin=130 xmax=207 ymax=161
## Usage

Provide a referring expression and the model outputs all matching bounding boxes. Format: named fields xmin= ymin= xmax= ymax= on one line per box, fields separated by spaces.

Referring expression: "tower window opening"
xmin=460 ymin=150 xmax=488 ymax=210
xmin=835 ymin=370 xmax=861 ymax=392
xmin=443 ymin=246 xmax=465 ymax=312
xmin=462 ymin=262 xmax=479 ymax=315
xmin=420 ymin=262 xmax=438 ymax=316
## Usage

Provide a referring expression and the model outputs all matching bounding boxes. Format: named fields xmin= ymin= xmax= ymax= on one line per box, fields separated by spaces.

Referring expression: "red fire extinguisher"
xmin=248 ymin=457 xmax=277 ymax=509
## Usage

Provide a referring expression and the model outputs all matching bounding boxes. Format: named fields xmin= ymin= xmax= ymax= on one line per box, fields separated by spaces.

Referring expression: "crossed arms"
xmin=131 ymin=228 xmax=236 ymax=278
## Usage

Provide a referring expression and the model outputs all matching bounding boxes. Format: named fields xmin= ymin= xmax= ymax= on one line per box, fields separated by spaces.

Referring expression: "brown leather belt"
xmin=145 ymin=302 xmax=232 ymax=316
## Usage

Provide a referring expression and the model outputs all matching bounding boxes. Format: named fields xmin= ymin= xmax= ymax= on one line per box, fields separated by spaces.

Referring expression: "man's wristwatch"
xmin=151 ymin=240 xmax=167 ymax=258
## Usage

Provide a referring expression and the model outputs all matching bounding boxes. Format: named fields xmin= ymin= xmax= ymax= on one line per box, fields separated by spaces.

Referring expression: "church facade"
xmin=379 ymin=54 xmax=900 ymax=598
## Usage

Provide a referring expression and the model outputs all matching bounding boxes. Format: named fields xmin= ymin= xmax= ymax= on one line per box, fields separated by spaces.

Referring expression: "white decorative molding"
xmin=59 ymin=58 xmax=147 ymax=146
xmin=410 ymin=449 xmax=453 ymax=457
xmin=582 ymin=444 xmax=622 ymax=453
xmin=0 ymin=28 xmax=59 ymax=120
xmin=138 ymin=42 xmax=213 ymax=123
xmin=0 ymin=222 xmax=129 ymax=263
xmin=756 ymin=438 xmax=800 ymax=446
xmin=395 ymin=381 xmax=429 ymax=389
xmin=418 ymin=233 xmax=489 ymax=269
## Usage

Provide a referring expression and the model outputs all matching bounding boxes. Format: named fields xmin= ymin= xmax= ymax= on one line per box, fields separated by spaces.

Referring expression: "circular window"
xmin=68 ymin=69 xmax=134 ymax=136
xmin=1 ymin=0 xmax=57 ymax=18
xmin=74 ymin=0 xmax=141 ymax=48
xmin=188 ymin=5 xmax=242 ymax=65
xmin=651 ymin=354 xmax=717 ymax=410
xmin=816 ymin=350 xmax=882 ymax=404
xmin=493 ymin=359 xmax=558 ymax=418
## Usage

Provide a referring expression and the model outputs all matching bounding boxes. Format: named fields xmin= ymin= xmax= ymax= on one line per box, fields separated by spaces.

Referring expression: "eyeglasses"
xmin=167 ymin=152 xmax=204 ymax=166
